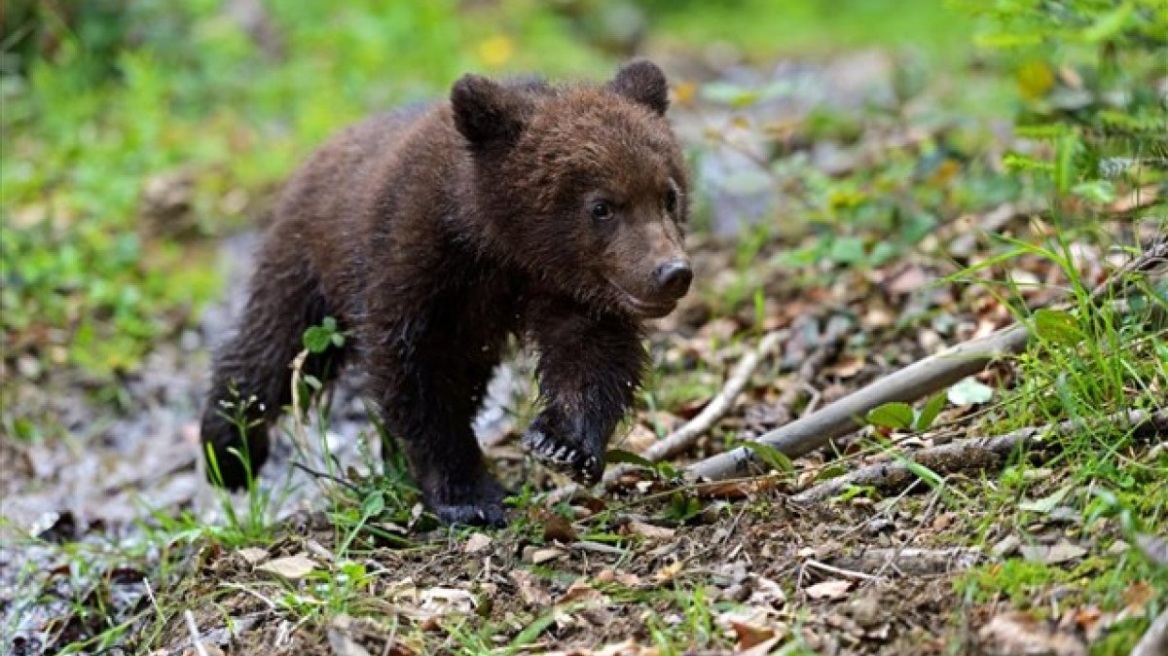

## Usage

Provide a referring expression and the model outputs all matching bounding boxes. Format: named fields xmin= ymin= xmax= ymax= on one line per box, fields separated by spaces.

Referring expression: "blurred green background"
xmin=0 ymin=0 xmax=975 ymax=388
xmin=4 ymin=0 xmax=1163 ymax=402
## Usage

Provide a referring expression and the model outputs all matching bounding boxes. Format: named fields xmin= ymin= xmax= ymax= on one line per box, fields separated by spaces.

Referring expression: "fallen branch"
xmin=685 ymin=239 xmax=1168 ymax=482
xmin=643 ymin=330 xmax=784 ymax=463
xmin=685 ymin=323 xmax=1030 ymax=481
xmin=827 ymin=547 xmax=984 ymax=577
xmin=599 ymin=330 xmax=784 ymax=485
xmin=791 ymin=409 xmax=1168 ymax=504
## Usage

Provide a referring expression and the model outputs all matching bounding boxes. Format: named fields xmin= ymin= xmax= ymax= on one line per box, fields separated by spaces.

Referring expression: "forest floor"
xmin=3 ymin=6 xmax=1167 ymax=656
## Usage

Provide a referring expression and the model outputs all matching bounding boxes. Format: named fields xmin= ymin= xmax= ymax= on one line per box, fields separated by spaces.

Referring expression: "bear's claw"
xmin=522 ymin=428 xmax=602 ymax=483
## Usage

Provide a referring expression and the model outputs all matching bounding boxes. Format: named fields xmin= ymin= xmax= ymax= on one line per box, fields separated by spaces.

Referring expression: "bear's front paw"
xmin=522 ymin=417 xmax=604 ymax=484
xmin=423 ymin=471 xmax=509 ymax=527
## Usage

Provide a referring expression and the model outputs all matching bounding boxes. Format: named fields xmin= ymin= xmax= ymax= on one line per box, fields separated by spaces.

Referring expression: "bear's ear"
xmin=608 ymin=60 xmax=669 ymax=116
xmin=451 ymin=74 xmax=528 ymax=147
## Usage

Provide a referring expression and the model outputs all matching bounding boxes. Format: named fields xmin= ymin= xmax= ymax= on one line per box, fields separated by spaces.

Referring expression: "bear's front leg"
xmin=367 ymin=346 xmax=508 ymax=527
xmin=522 ymin=303 xmax=647 ymax=483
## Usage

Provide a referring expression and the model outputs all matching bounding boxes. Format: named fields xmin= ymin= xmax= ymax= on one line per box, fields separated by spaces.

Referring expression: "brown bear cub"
xmin=201 ymin=61 xmax=692 ymax=526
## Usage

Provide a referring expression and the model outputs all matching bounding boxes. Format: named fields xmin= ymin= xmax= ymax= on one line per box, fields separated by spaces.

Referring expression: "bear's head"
xmin=452 ymin=60 xmax=692 ymax=319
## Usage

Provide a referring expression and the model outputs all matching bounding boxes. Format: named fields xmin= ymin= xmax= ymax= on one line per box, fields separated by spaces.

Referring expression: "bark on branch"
xmin=791 ymin=409 xmax=1168 ymax=504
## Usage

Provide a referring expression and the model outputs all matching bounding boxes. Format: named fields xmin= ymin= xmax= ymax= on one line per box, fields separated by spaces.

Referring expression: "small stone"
xmin=992 ymin=535 xmax=1021 ymax=558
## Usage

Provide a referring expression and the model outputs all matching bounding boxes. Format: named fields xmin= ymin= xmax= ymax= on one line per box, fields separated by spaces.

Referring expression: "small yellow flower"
xmin=478 ymin=35 xmax=514 ymax=67
xmin=1016 ymin=59 xmax=1054 ymax=100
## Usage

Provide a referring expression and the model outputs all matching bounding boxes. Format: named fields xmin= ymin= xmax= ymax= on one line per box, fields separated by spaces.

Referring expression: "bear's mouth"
xmin=605 ymin=279 xmax=676 ymax=318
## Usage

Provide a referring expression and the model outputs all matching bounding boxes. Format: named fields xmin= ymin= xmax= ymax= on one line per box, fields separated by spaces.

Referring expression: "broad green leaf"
xmin=361 ymin=491 xmax=385 ymax=518
xmin=1034 ymin=308 xmax=1083 ymax=346
xmin=302 ymin=326 xmax=333 ymax=353
xmin=915 ymin=393 xmax=948 ymax=431
xmin=867 ymin=402 xmax=915 ymax=430
xmin=828 ymin=236 xmax=867 ymax=265
xmin=744 ymin=441 xmax=794 ymax=473
xmin=948 ymin=377 xmax=994 ymax=406
xmin=605 ymin=449 xmax=655 ymax=469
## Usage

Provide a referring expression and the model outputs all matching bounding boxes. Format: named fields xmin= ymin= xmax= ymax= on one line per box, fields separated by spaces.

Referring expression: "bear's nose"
xmin=653 ymin=259 xmax=693 ymax=298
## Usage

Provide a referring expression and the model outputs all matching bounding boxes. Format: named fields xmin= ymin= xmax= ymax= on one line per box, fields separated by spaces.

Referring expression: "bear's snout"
xmin=653 ymin=259 xmax=693 ymax=300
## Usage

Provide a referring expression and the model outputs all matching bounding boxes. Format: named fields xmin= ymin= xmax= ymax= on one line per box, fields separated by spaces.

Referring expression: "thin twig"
xmin=641 ymin=330 xmax=785 ymax=463
xmin=791 ymin=409 xmax=1168 ymax=504
xmin=184 ymin=610 xmax=211 ymax=656
xmin=598 ymin=330 xmax=785 ymax=485
xmin=291 ymin=461 xmax=361 ymax=494
xmin=803 ymin=558 xmax=879 ymax=581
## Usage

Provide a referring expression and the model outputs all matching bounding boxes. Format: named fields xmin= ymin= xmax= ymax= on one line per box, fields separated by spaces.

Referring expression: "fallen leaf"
xmin=1018 ymin=484 xmax=1073 ymax=514
xmin=624 ymin=423 xmax=659 ymax=453
xmin=256 ymin=554 xmax=318 ymax=581
xmin=1136 ymin=533 xmax=1168 ymax=566
xmin=419 ymin=587 xmax=476 ymax=615
xmin=541 ymin=513 xmax=578 ymax=543
xmin=529 ymin=547 xmax=566 ymax=565
xmin=736 ymin=636 xmax=780 ymax=656
xmin=730 ymin=619 xmax=775 ymax=650
xmin=978 ymin=611 xmax=1086 ymax=656
xmin=464 ymin=533 xmax=493 ymax=553
xmin=623 ymin=520 xmax=676 ymax=540
xmin=824 ymin=354 xmax=865 ymax=378
xmin=805 ymin=579 xmax=852 ymax=600
xmin=327 ymin=614 xmax=373 ymax=656
xmin=595 ymin=569 xmax=642 ymax=587
xmin=1124 ymin=581 xmax=1155 ymax=612
xmin=557 ymin=579 xmax=609 ymax=607
xmin=510 ymin=570 xmax=552 ymax=606
xmin=948 ymin=376 xmax=994 ymax=405
xmin=885 ymin=265 xmax=929 ymax=295
xmin=236 ymin=547 xmax=270 ymax=566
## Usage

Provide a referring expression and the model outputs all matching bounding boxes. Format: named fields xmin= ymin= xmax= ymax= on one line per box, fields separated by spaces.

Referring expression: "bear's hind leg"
xmin=201 ymin=252 xmax=343 ymax=490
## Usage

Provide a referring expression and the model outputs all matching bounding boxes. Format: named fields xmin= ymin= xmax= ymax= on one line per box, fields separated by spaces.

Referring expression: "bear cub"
xmin=201 ymin=61 xmax=692 ymax=526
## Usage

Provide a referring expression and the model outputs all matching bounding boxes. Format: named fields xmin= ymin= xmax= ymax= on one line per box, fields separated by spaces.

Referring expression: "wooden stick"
xmin=641 ymin=330 xmax=784 ymax=463
xmin=686 ymin=322 xmax=1031 ymax=481
xmin=791 ymin=409 xmax=1168 ymax=504
xmin=599 ymin=330 xmax=784 ymax=485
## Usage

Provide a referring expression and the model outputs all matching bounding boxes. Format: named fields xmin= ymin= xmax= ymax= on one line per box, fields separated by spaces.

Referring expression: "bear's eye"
xmin=590 ymin=201 xmax=614 ymax=221
xmin=665 ymin=188 xmax=679 ymax=213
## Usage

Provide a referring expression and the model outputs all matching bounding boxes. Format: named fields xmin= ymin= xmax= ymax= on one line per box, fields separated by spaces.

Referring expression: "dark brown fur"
xmin=201 ymin=61 xmax=691 ymax=526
